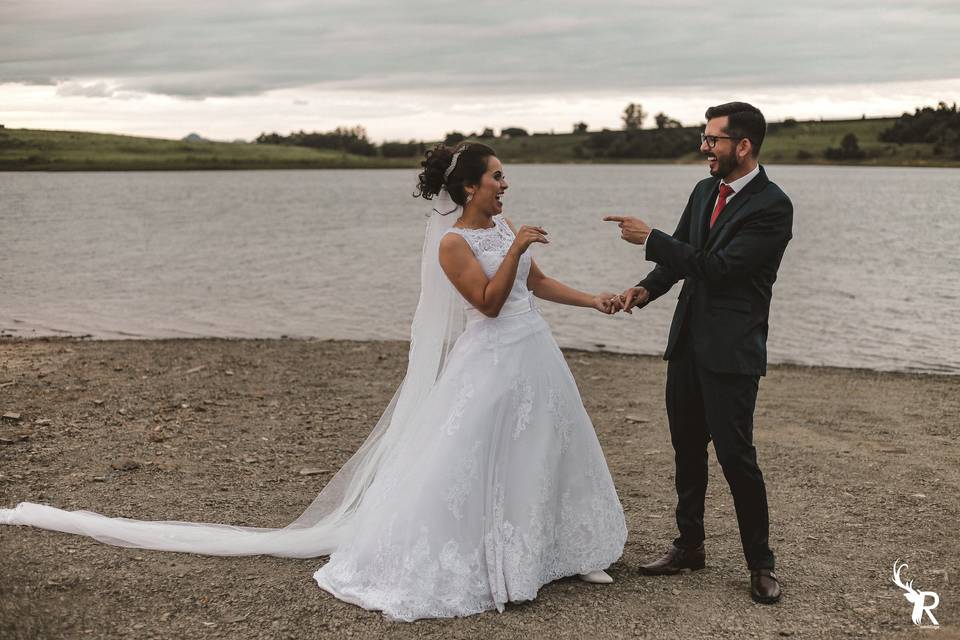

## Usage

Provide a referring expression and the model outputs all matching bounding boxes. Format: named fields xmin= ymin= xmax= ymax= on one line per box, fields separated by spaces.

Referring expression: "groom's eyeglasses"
xmin=700 ymin=133 xmax=742 ymax=149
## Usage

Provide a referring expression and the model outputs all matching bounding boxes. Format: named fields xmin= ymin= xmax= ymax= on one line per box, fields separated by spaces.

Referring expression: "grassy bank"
xmin=493 ymin=117 xmax=958 ymax=167
xmin=1 ymin=117 xmax=957 ymax=171
xmin=0 ymin=129 xmax=413 ymax=171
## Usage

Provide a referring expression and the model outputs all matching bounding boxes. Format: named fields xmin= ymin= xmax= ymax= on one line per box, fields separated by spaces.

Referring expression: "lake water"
xmin=3 ymin=165 xmax=959 ymax=374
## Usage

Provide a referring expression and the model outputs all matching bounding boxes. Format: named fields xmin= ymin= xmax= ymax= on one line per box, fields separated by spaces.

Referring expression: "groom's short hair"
xmin=705 ymin=102 xmax=766 ymax=157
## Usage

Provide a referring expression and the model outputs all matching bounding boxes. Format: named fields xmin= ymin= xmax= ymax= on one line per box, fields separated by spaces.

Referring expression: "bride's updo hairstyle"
xmin=414 ymin=142 xmax=496 ymax=207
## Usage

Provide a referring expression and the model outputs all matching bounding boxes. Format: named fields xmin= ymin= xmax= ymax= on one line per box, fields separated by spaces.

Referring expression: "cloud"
xmin=54 ymin=81 xmax=110 ymax=98
xmin=53 ymin=80 xmax=144 ymax=100
xmin=54 ymin=81 xmax=113 ymax=98
xmin=1 ymin=0 xmax=958 ymax=101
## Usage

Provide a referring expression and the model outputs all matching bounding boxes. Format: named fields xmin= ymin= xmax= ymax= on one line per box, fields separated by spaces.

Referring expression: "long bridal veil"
xmin=0 ymin=195 xmax=467 ymax=559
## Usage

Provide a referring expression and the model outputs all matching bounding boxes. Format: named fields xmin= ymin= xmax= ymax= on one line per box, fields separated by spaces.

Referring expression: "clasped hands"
xmin=592 ymin=287 xmax=649 ymax=315
xmin=591 ymin=215 xmax=653 ymax=315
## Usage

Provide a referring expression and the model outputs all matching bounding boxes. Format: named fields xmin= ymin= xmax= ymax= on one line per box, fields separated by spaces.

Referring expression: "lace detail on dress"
xmin=442 ymin=380 xmax=475 ymax=436
xmin=445 ymin=440 xmax=481 ymax=521
xmin=548 ymin=389 xmax=573 ymax=453
xmin=445 ymin=216 xmax=514 ymax=256
xmin=483 ymin=480 xmax=508 ymax=608
xmin=439 ymin=540 xmax=482 ymax=579
xmin=513 ymin=377 xmax=534 ymax=440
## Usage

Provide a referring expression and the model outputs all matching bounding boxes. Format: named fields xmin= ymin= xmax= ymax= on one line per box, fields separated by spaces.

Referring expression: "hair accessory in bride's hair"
xmin=443 ymin=144 xmax=469 ymax=182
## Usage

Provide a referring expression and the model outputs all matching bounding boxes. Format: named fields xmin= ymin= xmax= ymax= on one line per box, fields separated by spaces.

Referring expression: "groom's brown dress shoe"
xmin=638 ymin=543 xmax=706 ymax=575
xmin=750 ymin=569 xmax=781 ymax=604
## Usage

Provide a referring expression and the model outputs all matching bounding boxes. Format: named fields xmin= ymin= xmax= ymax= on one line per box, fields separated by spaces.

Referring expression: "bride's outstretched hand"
xmin=510 ymin=225 xmax=549 ymax=255
xmin=592 ymin=292 xmax=624 ymax=315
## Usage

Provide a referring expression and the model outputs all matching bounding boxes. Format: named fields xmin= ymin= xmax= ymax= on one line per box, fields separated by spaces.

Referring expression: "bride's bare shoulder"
xmin=439 ymin=231 xmax=471 ymax=257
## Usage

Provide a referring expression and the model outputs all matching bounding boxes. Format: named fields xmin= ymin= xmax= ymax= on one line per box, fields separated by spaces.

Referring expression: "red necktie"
xmin=709 ymin=183 xmax=735 ymax=228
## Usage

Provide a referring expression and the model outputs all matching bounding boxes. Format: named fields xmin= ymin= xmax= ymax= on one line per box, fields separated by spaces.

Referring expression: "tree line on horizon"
xmin=819 ymin=102 xmax=960 ymax=161
xmin=252 ymin=103 xmax=699 ymax=160
xmin=252 ymin=102 xmax=960 ymax=162
xmin=878 ymin=102 xmax=960 ymax=157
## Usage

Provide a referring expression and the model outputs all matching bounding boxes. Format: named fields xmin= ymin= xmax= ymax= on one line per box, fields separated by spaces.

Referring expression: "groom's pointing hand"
xmin=603 ymin=216 xmax=651 ymax=245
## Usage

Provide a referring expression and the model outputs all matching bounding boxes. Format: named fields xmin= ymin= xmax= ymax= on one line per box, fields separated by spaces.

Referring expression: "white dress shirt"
xmin=713 ymin=163 xmax=761 ymax=210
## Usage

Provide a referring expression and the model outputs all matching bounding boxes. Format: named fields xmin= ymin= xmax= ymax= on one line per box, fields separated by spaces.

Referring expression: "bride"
xmin=1 ymin=142 xmax=628 ymax=621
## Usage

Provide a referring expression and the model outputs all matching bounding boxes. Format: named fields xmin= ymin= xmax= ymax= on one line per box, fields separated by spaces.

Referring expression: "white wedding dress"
xmin=1 ymin=212 xmax=627 ymax=621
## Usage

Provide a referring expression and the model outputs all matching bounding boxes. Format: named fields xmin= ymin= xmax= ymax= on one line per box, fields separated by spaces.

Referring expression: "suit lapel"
xmin=695 ymin=181 xmax=720 ymax=249
xmin=705 ymin=166 xmax=769 ymax=250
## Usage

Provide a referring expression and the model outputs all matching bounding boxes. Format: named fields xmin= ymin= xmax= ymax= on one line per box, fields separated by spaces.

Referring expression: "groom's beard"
xmin=707 ymin=150 xmax=738 ymax=179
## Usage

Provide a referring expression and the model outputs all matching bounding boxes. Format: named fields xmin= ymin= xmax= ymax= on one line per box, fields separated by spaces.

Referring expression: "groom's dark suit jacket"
xmin=638 ymin=165 xmax=792 ymax=376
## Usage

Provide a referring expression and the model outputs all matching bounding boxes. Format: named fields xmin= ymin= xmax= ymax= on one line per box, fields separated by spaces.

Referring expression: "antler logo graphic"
xmin=892 ymin=559 xmax=940 ymax=626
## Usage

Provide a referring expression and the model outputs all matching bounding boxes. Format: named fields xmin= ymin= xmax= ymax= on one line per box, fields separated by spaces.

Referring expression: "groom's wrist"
xmin=635 ymin=282 xmax=654 ymax=301
xmin=644 ymin=228 xmax=665 ymax=259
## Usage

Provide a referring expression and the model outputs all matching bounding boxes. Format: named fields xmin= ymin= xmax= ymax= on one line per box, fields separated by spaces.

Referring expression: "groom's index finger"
xmin=602 ymin=215 xmax=626 ymax=223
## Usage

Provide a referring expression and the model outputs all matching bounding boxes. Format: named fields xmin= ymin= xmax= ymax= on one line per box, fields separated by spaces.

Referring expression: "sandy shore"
xmin=0 ymin=338 xmax=957 ymax=639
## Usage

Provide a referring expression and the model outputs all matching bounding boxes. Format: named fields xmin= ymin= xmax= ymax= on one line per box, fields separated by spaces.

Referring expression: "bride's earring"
xmin=465 ymin=192 xmax=473 ymax=205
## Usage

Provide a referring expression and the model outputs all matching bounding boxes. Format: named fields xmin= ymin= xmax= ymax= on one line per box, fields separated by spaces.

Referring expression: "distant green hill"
xmin=0 ymin=117 xmax=956 ymax=171
xmin=0 ymin=128 xmax=411 ymax=171
xmin=491 ymin=117 xmax=957 ymax=167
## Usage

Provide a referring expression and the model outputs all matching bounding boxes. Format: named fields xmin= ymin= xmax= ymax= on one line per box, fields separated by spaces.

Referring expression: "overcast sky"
xmin=2 ymin=0 xmax=959 ymax=141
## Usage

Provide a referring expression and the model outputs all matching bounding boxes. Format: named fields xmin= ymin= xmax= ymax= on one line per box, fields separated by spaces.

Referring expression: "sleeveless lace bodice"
xmin=444 ymin=216 xmax=535 ymax=321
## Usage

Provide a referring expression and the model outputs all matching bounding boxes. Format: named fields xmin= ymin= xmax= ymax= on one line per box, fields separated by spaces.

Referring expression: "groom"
xmin=605 ymin=102 xmax=792 ymax=604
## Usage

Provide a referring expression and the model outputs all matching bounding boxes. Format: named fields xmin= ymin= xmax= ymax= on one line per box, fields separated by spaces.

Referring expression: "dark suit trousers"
xmin=666 ymin=331 xmax=775 ymax=570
